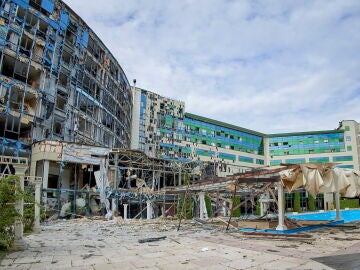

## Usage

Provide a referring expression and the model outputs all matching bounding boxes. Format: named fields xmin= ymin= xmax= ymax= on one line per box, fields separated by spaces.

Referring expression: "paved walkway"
xmin=1 ymin=219 xmax=359 ymax=269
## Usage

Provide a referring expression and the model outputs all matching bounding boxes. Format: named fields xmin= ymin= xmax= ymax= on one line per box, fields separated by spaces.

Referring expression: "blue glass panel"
xmin=41 ymin=0 xmax=55 ymax=13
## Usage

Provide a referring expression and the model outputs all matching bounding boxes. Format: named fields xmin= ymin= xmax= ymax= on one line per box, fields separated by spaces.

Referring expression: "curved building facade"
xmin=0 ymin=0 xmax=132 ymax=158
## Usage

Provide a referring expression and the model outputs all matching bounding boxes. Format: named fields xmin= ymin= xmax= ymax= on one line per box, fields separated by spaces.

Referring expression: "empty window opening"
xmin=32 ymin=43 xmax=44 ymax=62
xmin=4 ymin=115 xmax=21 ymax=139
xmin=24 ymin=12 xmax=38 ymax=32
xmin=6 ymin=31 xmax=20 ymax=51
xmin=2 ymin=2 xmax=11 ymax=16
xmin=55 ymin=90 xmax=67 ymax=111
xmin=13 ymin=60 xmax=29 ymax=83
xmin=19 ymin=34 xmax=33 ymax=57
xmin=19 ymin=124 xmax=32 ymax=144
xmin=53 ymin=120 xmax=63 ymax=135
xmin=61 ymin=50 xmax=72 ymax=65
xmin=23 ymin=93 xmax=37 ymax=116
xmin=65 ymin=22 xmax=77 ymax=45
xmin=58 ymin=72 xmax=68 ymax=87
xmin=9 ymin=86 xmax=24 ymax=111
xmin=0 ymin=84 xmax=9 ymax=106
xmin=16 ymin=6 xmax=26 ymax=22
xmin=27 ymin=65 xmax=41 ymax=88
xmin=47 ymin=174 xmax=59 ymax=189
xmin=1 ymin=55 xmax=16 ymax=78
xmin=36 ymin=19 xmax=48 ymax=40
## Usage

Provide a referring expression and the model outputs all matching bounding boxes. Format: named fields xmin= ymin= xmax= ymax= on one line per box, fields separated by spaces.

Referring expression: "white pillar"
xmin=335 ymin=192 xmax=341 ymax=221
xmin=123 ymin=204 xmax=128 ymax=220
xmin=260 ymin=201 xmax=265 ymax=216
xmin=12 ymin=164 xmax=28 ymax=250
xmin=222 ymin=202 xmax=228 ymax=217
xmin=276 ymin=182 xmax=287 ymax=231
xmin=33 ymin=178 xmax=42 ymax=233
xmin=112 ymin=198 xmax=117 ymax=216
xmin=42 ymin=161 xmax=49 ymax=211
xmin=146 ymin=200 xmax=153 ymax=219
xmin=199 ymin=192 xmax=208 ymax=219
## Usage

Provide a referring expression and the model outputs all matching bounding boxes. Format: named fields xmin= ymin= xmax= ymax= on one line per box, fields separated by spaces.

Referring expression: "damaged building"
xmin=0 ymin=0 xmax=132 ymax=160
xmin=0 ymin=0 xmax=360 ymax=222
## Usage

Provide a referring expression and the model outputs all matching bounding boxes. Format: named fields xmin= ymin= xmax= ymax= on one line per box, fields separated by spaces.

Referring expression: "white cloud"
xmin=64 ymin=0 xmax=360 ymax=133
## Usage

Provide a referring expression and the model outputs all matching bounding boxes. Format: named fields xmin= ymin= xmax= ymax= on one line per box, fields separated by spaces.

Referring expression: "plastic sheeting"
xmin=62 ymin=144 xmax=110 ymax=165
xmin=280 ymin=164 xmax=360 ymax=198
xmin=342 ymin=169 xmax=360 ymax=197
xmin=94 ymin=163 xmax=112 ymax=220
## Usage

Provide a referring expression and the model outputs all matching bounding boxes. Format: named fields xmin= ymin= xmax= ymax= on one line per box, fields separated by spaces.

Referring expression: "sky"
xmin=64 ymin=0 xmax=360 ymax=133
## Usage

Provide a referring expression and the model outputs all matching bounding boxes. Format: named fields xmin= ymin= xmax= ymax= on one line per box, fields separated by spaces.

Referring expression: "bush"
xmin=293 ymin=192 xmax=301 ymax=212
xmin=0 ymin=176 xmax=22 ymax=250
xmin=339 ymin=198 xmax=359 ymax=209
xmin=232 ymin=196 xmax=241 ymax=217
xmin=176 ymin=173 xmax=193 ymax=219
xmin=23 ymin=184 xmax=45 ymax=232
xmin=308 ymin=195 xmax=316 ymax=211
xmin=177 ymin=194 xmax=193 ymax=219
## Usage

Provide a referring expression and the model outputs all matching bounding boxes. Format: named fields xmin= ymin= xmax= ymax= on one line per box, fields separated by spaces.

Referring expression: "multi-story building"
xmin=131 ymin=87 xmax=185 ymax=157
xmin=0 ymin=0 xmax=132 ymax=161
xmin=132 ymin=88 xmax=360 ymax=176
xmin=1 ymin=0 xmax=358 ymax=216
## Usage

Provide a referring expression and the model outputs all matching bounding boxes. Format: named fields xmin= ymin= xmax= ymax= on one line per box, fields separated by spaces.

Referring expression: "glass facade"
xmin=333 ymin=156 xmax=353 ymax=162
xmin=158 ymin=113 xmax=264 ymax=153
xmin=269 ymin=132 xmax=345 ymax=157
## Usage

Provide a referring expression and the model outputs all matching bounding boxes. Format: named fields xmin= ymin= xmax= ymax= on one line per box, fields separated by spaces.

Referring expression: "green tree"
xmin=176 ymin=173 xmax=193 ymax=219
xmin=256 ymin=199 xmax=261 ymax=216
xmin=205 ymin=195 xmax=211 ymax=217
xmin=0 ymin=176 xmax=22 ymax=250
xmin=293 ymin=192 xmax=301 ymax=212
xmin=232 ymin=196 xmax=241 ymax=217
xmin=308 ymin=195 xmax=316 ymax=211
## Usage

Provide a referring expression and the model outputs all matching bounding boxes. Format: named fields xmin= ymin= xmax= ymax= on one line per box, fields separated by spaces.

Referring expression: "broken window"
xmin=0 ymin=84 xmax=9 ymax=106
xmin=9 ymin=86 xmax=24 ymax=111
xmin=32 ymin=43 xmax=44 ymax=62
xmin=19 ymin=34 xmax=33 ymax=57
xmin=58 ymin=71 xmax=68 ymax=87
xmin=6 ymin=31 xmax=20 ymax=51
xmin=16 ymin=6 xmax=26 ymax=22
xmin=13 ymin=60 xmax=29 ymax=83
xmin=27 ymin=65 xmax=41 ymax=88
xmin=19 ymin=123 xmax=32 ymax=144
xmin=53 ymin=118 xmax=63 ymax=136
xmin=1 ymin=54 xmax=16 ymax=78
xmin=29 ymin=0 xmax=42 ymax=10
xmin=65 ymin=21 xmax=77 ymax=45
xmin=78 ymin=94 xmax=87 ymax=113
xmin=24 ymin=12 xmax=38 ymax=33
xmin=5 ymin=115 xmax=21 ymax=139
xmin=23 ymin=92 xmax=37 ymax=116
xmin=47 ymin=174 xmax=59 ymax=189
xmin=61 ymin=50 xmax=72 ymax=65
xmin=55 ymin=90 xmax=67 ymax=111
xmin=36 ymin=18 xmax=48 ymax=40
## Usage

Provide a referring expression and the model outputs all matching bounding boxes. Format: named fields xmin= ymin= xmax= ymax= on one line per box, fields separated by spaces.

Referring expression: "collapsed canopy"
xmin=279 ymin=163 xmax=360 ymax=198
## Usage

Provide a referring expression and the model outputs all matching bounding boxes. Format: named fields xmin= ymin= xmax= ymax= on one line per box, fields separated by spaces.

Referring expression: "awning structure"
xmin=279 ymin=163 xmax=360 ymax=198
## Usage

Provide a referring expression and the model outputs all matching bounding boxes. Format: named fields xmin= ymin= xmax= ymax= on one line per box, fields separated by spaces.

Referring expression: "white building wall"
xmin=130 ymin=87 xmax=141 ymax=150
xmin=341 ymin=120 xmax=360 ymax=170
